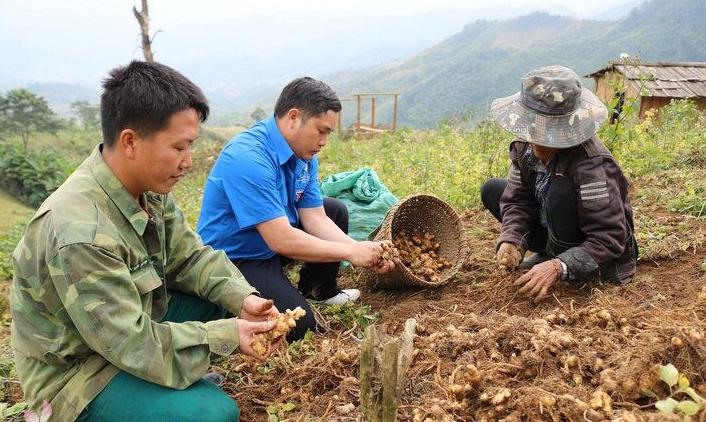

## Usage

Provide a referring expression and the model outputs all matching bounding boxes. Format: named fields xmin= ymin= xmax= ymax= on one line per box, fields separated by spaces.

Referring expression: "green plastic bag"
xmin=320 ymin=167 xmax=398 ymax=241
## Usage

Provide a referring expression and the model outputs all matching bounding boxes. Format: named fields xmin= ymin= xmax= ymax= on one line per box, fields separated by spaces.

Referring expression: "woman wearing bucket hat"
xmin=480 ymin=65 xmax=638 ymax=302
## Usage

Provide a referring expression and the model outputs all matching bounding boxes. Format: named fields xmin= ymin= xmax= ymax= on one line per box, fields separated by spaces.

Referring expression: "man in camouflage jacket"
xmin=480 ymin=65 xmax=638 ymax=302
xmin=10 ymin=61 xmax=279 ymax=421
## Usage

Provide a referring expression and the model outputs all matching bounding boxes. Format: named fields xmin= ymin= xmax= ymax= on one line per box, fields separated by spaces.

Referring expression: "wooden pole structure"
xmin=392 ymin=94 xmax=399 ymax=132
xmin=371 ymin=97 xmax=377 ymax=129
xmin=355 ymin=95 xmax=361 ymax=131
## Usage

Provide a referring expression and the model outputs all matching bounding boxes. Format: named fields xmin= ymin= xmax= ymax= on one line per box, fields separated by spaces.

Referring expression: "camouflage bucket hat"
xmin=489 ymin=65 xmax=608 ymax=148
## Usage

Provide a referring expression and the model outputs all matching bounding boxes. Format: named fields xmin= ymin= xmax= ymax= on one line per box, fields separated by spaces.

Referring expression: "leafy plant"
xmin=266 ymin=402 xmax=296 ymax=422
xmin=318 ymin=302 xmax=378 ymax=337
xmin=287 ymin=330 xmax=316 ymax=359
xmin=0 ymin=145 xmax=71 ymax=207
xmin=0 ymin=401 xmax=27 ymax=421
xmin=668 ymin=183 xmax=706 ymax=219
xmin=653 ymin=363 xmax=705 ymax=417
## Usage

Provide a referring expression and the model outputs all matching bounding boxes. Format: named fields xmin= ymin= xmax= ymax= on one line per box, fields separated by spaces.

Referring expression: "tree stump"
xmin=359 ymin=319 xmax=416 ymax=421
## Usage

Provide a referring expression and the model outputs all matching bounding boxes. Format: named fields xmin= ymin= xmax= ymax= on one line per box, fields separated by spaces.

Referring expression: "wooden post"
xmin=392 ymin=94 xmax=399 ymax=132
xmin=360 ymin=325 xmax=378 ymax=422
xmin=382 ymin=341 xmax=399 ymax=422
xmin=355 ymin=95 xmax=361 ymax=132
xmin=358 ymin=320 xmax=416 ymax=421
xmin=371 ymin=97 xmax=376 ymax=129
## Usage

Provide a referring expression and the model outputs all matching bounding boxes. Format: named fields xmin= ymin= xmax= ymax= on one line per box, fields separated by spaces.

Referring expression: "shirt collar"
xmin=265 ymin=115 xmax=296 ymax=165
xmin=89 ymin=144 xmax=150 ymax=235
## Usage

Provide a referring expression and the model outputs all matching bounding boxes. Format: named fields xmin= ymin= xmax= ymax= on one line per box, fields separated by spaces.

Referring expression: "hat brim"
xmin=489 ymin=87 xmax=608 ymax=148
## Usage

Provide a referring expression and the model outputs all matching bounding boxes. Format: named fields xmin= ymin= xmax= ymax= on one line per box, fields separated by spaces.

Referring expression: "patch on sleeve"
xmin=507 ymin=164 xmax=522 ymax=186
xmin=579 ymin=180 xmax=609 ymax=210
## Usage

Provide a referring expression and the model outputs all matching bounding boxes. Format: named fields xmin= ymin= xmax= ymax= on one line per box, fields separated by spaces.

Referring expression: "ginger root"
xmin=391 ymin=230 xmax=452 ymax=282
xmin=250 ymin=306 xmax=306 ymax=358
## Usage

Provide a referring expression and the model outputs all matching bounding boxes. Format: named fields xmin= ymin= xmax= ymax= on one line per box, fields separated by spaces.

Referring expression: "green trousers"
xmin=77 ymin=292 xmax=239 ymax=421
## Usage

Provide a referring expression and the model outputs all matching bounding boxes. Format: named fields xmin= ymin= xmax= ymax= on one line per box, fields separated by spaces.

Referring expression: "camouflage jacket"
xmin=10 ymin=145 xmax=257 ymax=421
xmin=498 ymin=137 xmax=638 ymax=284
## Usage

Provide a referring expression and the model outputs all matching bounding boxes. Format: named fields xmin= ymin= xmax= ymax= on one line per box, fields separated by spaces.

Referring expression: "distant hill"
xmin=327 ymin=0 xmax=706 ymax=128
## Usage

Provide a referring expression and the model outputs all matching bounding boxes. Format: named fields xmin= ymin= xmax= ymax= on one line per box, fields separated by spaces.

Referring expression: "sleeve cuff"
xmin=557 ymin=247 xmax=599 ymax=285
xmin=205 ymin=318 xmax=239 ymax=356
xmin=558 ymin=259 xmax=568 ymax=281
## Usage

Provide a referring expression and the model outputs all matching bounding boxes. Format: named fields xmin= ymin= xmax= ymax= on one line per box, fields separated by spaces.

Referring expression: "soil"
xmin=223 ymin=209 xmax=706 ymax=421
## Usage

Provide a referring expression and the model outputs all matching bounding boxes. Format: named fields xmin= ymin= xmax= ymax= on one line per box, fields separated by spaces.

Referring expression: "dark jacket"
xmin=498 ymin=136 xmax=638 ymax=284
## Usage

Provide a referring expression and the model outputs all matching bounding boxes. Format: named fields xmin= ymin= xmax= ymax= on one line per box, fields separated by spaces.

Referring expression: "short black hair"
xmin=100 ymin=60 xmax=209 ymax=147
xmin=274 ymin=77 xmax=341 ymax=120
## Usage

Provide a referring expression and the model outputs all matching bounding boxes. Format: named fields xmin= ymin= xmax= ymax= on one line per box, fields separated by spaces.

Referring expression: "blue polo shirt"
xmin=196 ymin=116 xmax=324 ymax=260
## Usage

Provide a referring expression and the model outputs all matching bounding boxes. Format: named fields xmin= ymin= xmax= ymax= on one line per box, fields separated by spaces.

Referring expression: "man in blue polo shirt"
xmin=197 ymin=77 xmax=393 ymax=341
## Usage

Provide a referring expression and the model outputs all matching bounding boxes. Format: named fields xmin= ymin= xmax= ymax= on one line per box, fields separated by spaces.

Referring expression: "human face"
xmin=132 ymin=108 xmax=199 ymax=195
xmin=531 ymin=143 xmax=559 ymax=163
xmin=285 ymin=109 xmax=337 ymax=160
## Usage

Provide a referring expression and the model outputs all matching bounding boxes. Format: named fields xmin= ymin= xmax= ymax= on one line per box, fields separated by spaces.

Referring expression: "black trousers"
xmin=480 ymin=177 xmax=583 ymax=255
xmin=233 ymin=197 xmax=349 ymax=341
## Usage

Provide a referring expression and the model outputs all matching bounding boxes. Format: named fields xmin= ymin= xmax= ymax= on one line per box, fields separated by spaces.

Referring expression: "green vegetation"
xmin=0 ymin=145 xmax=72 ymax=207
xmin=320 ymin=122 xmax=511 ymax=209
xmin=320 ymin=100 xmax=706 ymax=211
xmin=0 ymin=89 xmax=62 ymax=153
xmin=653 ymin=363 xmax=705 ymax=417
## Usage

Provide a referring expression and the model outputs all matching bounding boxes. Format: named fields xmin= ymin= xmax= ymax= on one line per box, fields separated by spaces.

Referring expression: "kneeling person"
xmin=481 ymin=65 xmax=638 ymax=301
xmin=10 ymin=61 xmax=280 ymax=422
xmin=197 ymin=77 xmax=393 ymax=341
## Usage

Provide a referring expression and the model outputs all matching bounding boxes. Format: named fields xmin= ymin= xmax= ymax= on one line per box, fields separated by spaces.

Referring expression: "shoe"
xmin=320 ymin=289 xmax=361 ymax=305
xmin=519 ymin=252 xmax=550 ymax=269
xmin=202 ymin=372 xmax=225 ymax=386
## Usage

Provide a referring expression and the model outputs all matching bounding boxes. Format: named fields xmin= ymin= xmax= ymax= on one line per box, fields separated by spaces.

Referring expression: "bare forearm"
xmin=270 ymin=226 xmax=352 ymax=262
xmin=300 ymin=215 xmax=355 ymax=245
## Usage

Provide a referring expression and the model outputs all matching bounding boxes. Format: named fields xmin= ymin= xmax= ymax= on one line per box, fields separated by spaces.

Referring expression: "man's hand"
xmin=373 ymin=240 xmax=396 ymax=273
xmin=240 ymin=295 xmax=279 ymax=322
xmin=496 ymin=242 xmax=522 ymax=271
xmin=374 ymin=258 xmax=395 ymax=273
xmin=237 ymin=319 xmax=278 ymax=358
xmin=348 ymin=241 xmax=384 ymax=268
xmin=513 ymin=258 xmax=563 ymax=302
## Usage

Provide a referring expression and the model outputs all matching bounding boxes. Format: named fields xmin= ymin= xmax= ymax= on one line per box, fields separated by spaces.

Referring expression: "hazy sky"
xmin=2 ymin=0 xmax=632 ymax=26
xmin=0 ymin=0 xmax=640 ymax=112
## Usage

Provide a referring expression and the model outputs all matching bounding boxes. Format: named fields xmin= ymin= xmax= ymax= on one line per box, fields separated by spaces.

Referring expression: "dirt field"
xmin=223 ymin=205 xmax=706 ymax=421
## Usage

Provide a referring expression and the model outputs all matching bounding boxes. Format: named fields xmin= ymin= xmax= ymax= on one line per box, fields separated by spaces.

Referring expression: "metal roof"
xmin=586 ymin=61 xmax=706 ymax=98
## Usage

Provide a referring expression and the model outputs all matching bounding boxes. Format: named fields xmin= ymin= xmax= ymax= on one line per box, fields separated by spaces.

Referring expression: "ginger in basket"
xmin=392 ymin=230 xmax=452 ymax=282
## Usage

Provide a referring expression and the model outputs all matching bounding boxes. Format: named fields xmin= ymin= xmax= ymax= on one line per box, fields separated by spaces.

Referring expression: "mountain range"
xmin=328 ymin=0 xmax=706 ymax=127
xmin=3 ymin=0 xmax=704 ymax=128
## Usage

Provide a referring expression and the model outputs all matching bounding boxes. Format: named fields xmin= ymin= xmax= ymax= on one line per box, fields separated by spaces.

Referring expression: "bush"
xmin=0 ymin=145 xmax=71 ymax=207
xmin=318 ymin=121 xmax=512 ymax=209
xmin=605 ymin=100 xmax=706 ymax=177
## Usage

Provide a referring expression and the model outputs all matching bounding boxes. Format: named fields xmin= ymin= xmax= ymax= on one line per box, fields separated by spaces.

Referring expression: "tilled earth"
xmin=222 ymin=206 xmax=706 ymax=421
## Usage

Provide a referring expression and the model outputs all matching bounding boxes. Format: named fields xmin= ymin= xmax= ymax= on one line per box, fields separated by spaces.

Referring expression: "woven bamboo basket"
xmin=358 ymin=194 xmax=468 ymax=289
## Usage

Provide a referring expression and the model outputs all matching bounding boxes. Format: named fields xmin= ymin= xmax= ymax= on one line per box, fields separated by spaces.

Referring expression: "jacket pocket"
xmin=132 ymin=264 xmax=163 ymax=295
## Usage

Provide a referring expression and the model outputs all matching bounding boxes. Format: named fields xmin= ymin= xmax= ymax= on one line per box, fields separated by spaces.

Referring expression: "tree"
xmin=250 ymin=107 xmax=266 ymax=123
xmin=70 ymin=100 xmax=100 ymax=129
xmin=0 ymin=89 xmax=61 ymax=153
xmin=133 ymin=0 xmax=159 ymax=63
